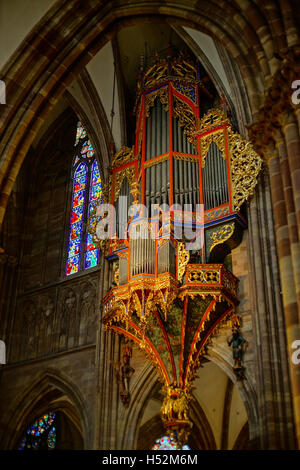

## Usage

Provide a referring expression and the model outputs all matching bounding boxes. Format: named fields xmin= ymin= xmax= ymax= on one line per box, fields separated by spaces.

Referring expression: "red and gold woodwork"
xmin=89 ymin=53 xmax=261 ymax=447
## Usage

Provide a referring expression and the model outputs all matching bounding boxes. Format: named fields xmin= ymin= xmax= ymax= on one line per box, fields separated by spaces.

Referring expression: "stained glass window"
xmin=19 ymin=412 xmax=56 ymax=450
xmin=66 ymin=121 xmax=102 ymax=276
xmin=152 ymin=435 xmax=191 ymax=450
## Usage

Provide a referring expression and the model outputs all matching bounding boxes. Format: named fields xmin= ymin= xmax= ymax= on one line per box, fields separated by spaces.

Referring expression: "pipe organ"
xmin=89 ymin=53 xmax=262 ymax=447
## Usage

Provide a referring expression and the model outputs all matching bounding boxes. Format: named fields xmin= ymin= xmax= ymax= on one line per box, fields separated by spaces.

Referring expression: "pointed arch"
xmin=0 ymin=368 xmax=89 ymax=450
xmin=66 ymin=122 xmax=102 ymax=276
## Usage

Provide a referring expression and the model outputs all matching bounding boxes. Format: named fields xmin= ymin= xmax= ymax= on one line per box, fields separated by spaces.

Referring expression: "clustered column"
xmin=266 ymin=106 xmax=300 ymax=448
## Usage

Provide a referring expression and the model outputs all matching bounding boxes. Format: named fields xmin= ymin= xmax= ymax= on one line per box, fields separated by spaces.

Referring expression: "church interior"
xmin=0 ymin=0 xmax=300 ymax=450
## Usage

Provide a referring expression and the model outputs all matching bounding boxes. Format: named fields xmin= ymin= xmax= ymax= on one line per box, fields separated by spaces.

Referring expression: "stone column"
xmin=248 ymin=169 xmax=295 ymax=448
xmin=282 ymin=113 xmax=300 ymax=249
xmin=267 ymin=143 xmax=300 ymax=447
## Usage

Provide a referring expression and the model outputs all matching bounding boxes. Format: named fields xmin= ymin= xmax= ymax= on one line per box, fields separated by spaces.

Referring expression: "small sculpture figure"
xmin=228 ymin=326 xmax=248 ymax=380
xmin=112 ymin=344 xmax=135 ymax=406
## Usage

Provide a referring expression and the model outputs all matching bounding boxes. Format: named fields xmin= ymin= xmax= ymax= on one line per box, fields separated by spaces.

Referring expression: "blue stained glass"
xmin=75 ymin=122 xmax=87 ymax=146
xmin=19 ymin=412 xmax=56 ymax=450
xmin=68 ymin=124 xmax=102 ymax=276
xmin=86 ymin=232 xmax=96 ymax=252
xmin=84 ymin=249 xmax=99 ymax=269
xmin=90 ymin=183 xmax=102 ymax=202
xmin=66 ymin=162 xmax=87 ymax=276
xmin=68 ymin=238 xmax=81 ymax=257
xmin=66 ymin=254 xmax=80 ymax=275
xmin=81 ymin=141 xmax=89 ymax=154
xmin=152 ymin=435 xmax=191 ymax=450
xmin=84 ymin=159 xmax=101 ymax=270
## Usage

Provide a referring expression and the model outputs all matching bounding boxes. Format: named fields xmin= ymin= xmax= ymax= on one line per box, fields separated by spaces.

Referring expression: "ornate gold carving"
xmin=196 ymin=106 xmax=262 ymax=210
xmin=205 ymin=206 xmax=229 ymax=222
xmin=113 ymin=262 xmax=119 ymax=286
xmin=101 ymin=180 xmax=111 ymax=204
xmin=161 ymin=385 xmax=191 ymax=423
xmin=156 ymin=289 xmax=178 ymax=322
xmin=198 ymin=106 xmax=230 ymax=132
xmin=188 ymin=268 xmax=220 ymax=284
xmin=173 ymin=95 xmax=197 ymax=144
xmin=228 ymin=128 xmax=262 ymax=211
xmin=200 ymin=128 xmax=226 ymax=167
xmin=145 ymin=85 xmax=169 ymax=117
xmin=140 ymin=53 xmax=198 ymax=93
xmin=209 ymin=223 xmax=235 ymax=252
xmin=171 ymin=56 xmax=197 ymax=81
xmin=103 ymin=273 xmax=180 ymax=321
xmin=177 ymin=242 xmax=190 ymax=282
xmin=143 ymin=59 xmax=169 ymax=90
xmin=112 ymin=146 xmax=135 ymax=169
xmin=114 ymin=167 xmax=136 ymax=202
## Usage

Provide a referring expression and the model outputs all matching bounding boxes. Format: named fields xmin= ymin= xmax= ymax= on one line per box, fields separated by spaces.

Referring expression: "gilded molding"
xmin=173 ymin=153 xmax=198 ymax=162
xmin=143 ymin=153 xmax=170 ymax=168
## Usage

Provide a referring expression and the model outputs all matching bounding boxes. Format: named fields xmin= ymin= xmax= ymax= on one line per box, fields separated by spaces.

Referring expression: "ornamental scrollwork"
xmin=173 ymin=95 xmax=197 ymax=144
xmin=188 ymin=269 xmax=220 ymax=284
xmin=177 ymin=242 xmax=190 ymax=282
xmin=112 ymin=146 xmax=135 ymax=169
xmin=200 ymin=128 xmax=226 ymax=167
xmin=209 ymin=223 xmax=235 ymax=252
xmin=114 ymin=167 xmax=136 ymax=202
xmin=228 ymin=128 xmax=262 ymax=211
xmin=145 ymin=85 xmax=169 ymax=117
xmin=198 ymin=106 xmax=230 ymax=131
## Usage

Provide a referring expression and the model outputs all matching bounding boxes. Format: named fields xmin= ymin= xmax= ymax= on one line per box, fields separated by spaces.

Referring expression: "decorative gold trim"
xmin=200 ymin=128 xmax=226 ymax=168
xmin=198 ymin=107 xmax=230 ymax=132
xmin=113 ymin=262 xmax=119 ymax=286
xmin=204 ymin=206 xmax=229 ymax=222
xmin=209 ymin=223 xmax=235 ymax=252
xmin=138 ymin=53 xmax=198 ymax=93
xmin=143 ymin=153 xmax=170 ymax=168
xmin=112 ymin=146 xmax=135 ymax=169
xmin=228 ymin=128 xmax=262 ymax=211
xmin=173 ymin=153 xmax=198 ymax=162
xmin=196 ymin=107 xmax=262 ymax=210
xmin=114 ymin=167 xmax=136 ymax=202
xmin=173 ymin=95 xmax=197 ymax=144
xmin=145 ymin=85 xmax=169 ymax=117
xmin=143 ymin=59 xmax=169 ymax=91
xmin=187 ymin=268 xmax=220 ymax=284
xmin=177 ymin=242 xmax=190 ymax=282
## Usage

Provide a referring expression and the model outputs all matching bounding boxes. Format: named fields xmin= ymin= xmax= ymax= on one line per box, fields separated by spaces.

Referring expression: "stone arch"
xmin=136 ymin=397 xmax=218 ymax=450
xmin=0 ymin=368 xmax=89 ymax=449
xmin=64 ymin=68 xmax=112 ymax=180
xmin=118 ymin=343 xmax=258 ymax=450
xmin=117 ymin=361 xmax=162 ymax=450
xmin=207 ymin=347 xmax=259 ymax=444
xmin=0 ymin=0 xmax=292 ymax=231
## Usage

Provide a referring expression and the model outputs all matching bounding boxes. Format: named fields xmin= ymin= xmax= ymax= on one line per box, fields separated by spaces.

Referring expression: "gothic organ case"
xmin=89 ymin=53 xmax=262 ymax=447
